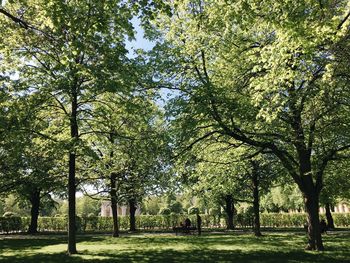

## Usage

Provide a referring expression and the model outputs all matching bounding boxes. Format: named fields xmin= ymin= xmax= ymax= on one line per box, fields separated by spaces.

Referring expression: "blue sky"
xmin=125 ymin=18 xmax=174 ymax=108
xmin=125 ymin=18 xmax=155 ymax=55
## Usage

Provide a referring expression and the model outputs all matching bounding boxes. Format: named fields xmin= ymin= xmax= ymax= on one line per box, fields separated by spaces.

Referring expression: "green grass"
xmin=0 ymin=231 xmax=349 ymax=262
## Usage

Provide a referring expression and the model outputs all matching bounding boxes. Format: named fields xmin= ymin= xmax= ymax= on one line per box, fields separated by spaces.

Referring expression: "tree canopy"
xmin=1 ymin=0 xmax=350 ymax=253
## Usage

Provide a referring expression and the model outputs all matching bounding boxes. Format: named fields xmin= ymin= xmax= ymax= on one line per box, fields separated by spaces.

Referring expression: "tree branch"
xmin=0 ymin=7 xmax=29 ymax=29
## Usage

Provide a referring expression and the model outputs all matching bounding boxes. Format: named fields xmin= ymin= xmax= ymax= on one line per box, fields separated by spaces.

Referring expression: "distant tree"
xmin=76 ymin=196 xmax=101 ymax=217
xmin=261 ymin=185 xmax=304 ymax=213
xmin=320 ymin=159 xmax=350 ymax=229
xmin=0 ymin=91 xmax=65 ymax=233
xmin=142 ymin=196 xmax=161 ymax=215
xmin=81 ymin=92 xmax=170 ymax=235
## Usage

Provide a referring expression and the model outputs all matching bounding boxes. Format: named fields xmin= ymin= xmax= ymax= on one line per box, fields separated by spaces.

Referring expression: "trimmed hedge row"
xmin=0 ymin=214 xmax=218 ymax=233
xmin=1 ymin=213 xmax=349 ymax=233
xmin=0 ymin=217 xmax=23 ymax=233
xmin=237 ymin=213 xmax=350 ymax=228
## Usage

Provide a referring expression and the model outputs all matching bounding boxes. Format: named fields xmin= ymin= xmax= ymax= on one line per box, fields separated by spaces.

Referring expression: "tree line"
xmin=1 ymin=0 xmax=350 ymax=253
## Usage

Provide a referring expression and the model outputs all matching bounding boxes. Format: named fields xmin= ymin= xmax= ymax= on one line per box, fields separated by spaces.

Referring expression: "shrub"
xmin=0 ymin=213 xmax=349 ymax=234
xmin=188 ymin=207 xmax=199 ymax=215
xmin=258 ymin=213 xmax=350 ymax=228
xmin=158 ymin=208 xmax=171 ymax=215
xmin=3 ymin=212 xmax=16 ymax=217
xmin=0 ymin=216 xmax=22 ymax=233
xmin=333 ymin=213 xmax=350 ymax=227
xmin=169 ymin=201 xmax=183 ymax=214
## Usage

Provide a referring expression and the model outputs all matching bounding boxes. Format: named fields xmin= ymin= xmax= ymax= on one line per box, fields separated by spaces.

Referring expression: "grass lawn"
xmin=0 ymin=231 xmax=349 ymax=262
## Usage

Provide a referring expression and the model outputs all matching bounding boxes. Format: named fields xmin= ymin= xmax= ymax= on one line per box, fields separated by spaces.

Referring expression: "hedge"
xmin=239 ymin=213 xmax=350 ymax=228
xmin=0 ymin=214 xmax=215 ymax=233
xmin=0 ymin=213 xmax=349 ymax=233
xmin=0 ymin=217 xmax=23 ymax=233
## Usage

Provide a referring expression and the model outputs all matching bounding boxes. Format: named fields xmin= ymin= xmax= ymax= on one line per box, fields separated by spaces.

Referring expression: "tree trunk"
xmin=303 ymin=188 xmax=324 ymax=251
xmin=68 ymin=88 xmax=78 ymax=255
xmin=28 ymin=189 xmax=41 ymax=234
xmin=129 ymin=199 xmax=137 ymax=231
xmin=252 ymin=166 xmax=262 ymax=237
xmin=68 ymin=152 xmax=77 ymax=254
xmin=325 ymin=203 xmax=335 ymax=230
xmin=297 ymin=151 xmax=324 ymax=251
xmin=224 ymin=195 xmax=234 ymax=230
xmin=110 ymin=173 xmax=119 ymax=237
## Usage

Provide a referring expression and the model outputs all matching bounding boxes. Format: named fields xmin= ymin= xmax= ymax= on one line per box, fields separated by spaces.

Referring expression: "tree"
xmin=244 ymin=159 xmax=278 ymax=237
xmin=154 ymin=0 xmax=350 ymax=250
xmin=17 ymin=142 xmax=65 ymax=234
xmin=76 ymin=196 xmax=101 ymax=217
xmin=172 ymin=136 xmax=238 ymax=229
xmin=81 ymin=90 xmax=169 ymax=235
xmin=122 ymin=130 xmax=170 ymax=231
xmin=1 ymin=0 xmax=140 ymax=253
xmin=0 ymin=88 xmax=66 ymax=233
xmin=176 ymin=138 xmax=278 ymax=234
xmin=261 ymin=185 xmax=304 ymax=213
xmin=320 ymin=159 xmax=350 ymax=229
xmin=142 ymin=196 xmax=161 ymax=215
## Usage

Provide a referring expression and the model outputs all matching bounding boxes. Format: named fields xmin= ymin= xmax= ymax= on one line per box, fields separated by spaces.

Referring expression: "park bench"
xmin=173 ymin=226 xmax=197 ymax=235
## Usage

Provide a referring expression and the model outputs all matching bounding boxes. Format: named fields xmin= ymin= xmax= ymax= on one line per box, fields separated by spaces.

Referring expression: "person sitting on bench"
xmin=184 ymin=218 xmax=191 ymax=228
xmin=173 ymin=218 xmax=197 ymax=235
xmin=320 ymin=219 xmax=327 ymax=234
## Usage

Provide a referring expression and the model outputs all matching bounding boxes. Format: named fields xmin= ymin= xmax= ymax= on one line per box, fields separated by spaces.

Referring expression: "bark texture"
xmin=252 ymin=168 xmax=262 ymax=237
xmin=224 ymin=195 xmax=235 ymax=230
xmin=129 ymin=199 xmax=137 ymax=231
xmin=28 ymin=189 xmax=41 ymax=234
xmin=110 ymin=173 xmax=119 ymax=237
xmin=325 ymin=203 xmax=335 ymax=229
xmin=301 ymin=175 xmax=324 ymax=251
xmin=68 ymin=87 xmax=78 ymax=255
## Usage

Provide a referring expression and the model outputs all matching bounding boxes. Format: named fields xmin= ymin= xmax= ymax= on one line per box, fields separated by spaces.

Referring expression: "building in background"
xmin=319 ymin=202 xmax=350 ymax=214
xmin=100 ymin=201 xmax=141 ymax=217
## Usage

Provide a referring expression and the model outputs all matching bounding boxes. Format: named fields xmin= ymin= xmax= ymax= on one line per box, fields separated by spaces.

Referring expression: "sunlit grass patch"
xmin=0 ymin=231 xmax=349 ymax=262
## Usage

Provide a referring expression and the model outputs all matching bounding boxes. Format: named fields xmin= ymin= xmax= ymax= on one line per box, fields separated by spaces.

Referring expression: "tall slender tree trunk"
xmin=252 ymin=163 xmax=262 ymax=237
xmin=28 ymin=189 xmax=41 ymax=234
xmin=110 ymin=173 xmax=119 ymax=237
xmin=325 ymin=203 xmax=335 ymax=229
xmin=129 ymin=199 xmax=137 ymax=231
xmin=108 ymin=134 xmax=119 ymax=237
xmin=68 ymin=87 xmax=78 ymax=255
xmin=252 ymin=182 xmax=261 ymax=236
xmin=224 ymin=195 xmax=234 ymax=230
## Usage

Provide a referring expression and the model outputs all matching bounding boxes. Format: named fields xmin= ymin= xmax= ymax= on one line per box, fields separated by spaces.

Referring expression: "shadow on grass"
xmin=1 ymin=248 xmax=350 ymax=263
xmin=1 ymin=232 xmax=349 ymax=263
xmin=0 ymin=235 xmax=109 ymax=251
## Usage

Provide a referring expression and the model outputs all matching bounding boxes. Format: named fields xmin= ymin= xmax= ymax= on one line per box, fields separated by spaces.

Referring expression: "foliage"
xmin=188 ymin=206 xmax=199 ymax=215
xmin=142 ymin=196 xmax=162 ymax=215
xmin=168 ymin=201 xmax=184 ymax=214
xmin=2 ymin=212 xmax=17 ymax=218
xmin=0 ymin=216 xmax=22 ymax=233
xmin=76 ymin=196 xmax=101 ymax=217
xmin=2 ymin=195 xmax=30 ymax=216
xmin=151 ymin=0 xmax=350 ymax=249
xmin=261 ymin=185 xmax=304 ymax=213
xmin=1 ymin=213 xmax=350 ymax=233
xmin=158 ymin=208 xmax=171 ymax=216
xmin=320 ymin=159 xmax=350 ymax=205
xmin=78 ymin=83 xmax=170 ymax=220
xmin=261 ymin=213 xmax=350 ymax=228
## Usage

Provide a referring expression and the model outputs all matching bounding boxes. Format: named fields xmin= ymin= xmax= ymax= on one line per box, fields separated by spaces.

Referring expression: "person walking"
xmin=196 ymin=213 xmax=202 ymax=236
